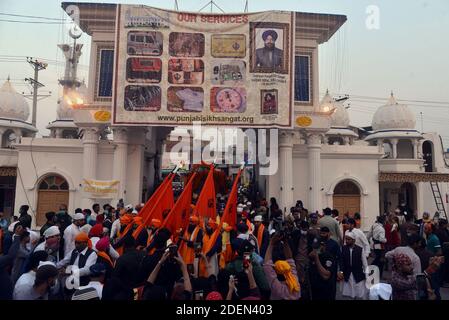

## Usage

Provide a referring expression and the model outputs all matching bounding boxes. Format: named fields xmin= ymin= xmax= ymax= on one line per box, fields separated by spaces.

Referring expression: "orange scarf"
xmin=257 ymin=224 xmax=265 ymax=249
xmin=97 ymin=251 xmax=114 ymax=268
xmin=179 ymin=226 xmax=200 ymax=265
xmin=198 ymin=232 xmax=214 ymax=277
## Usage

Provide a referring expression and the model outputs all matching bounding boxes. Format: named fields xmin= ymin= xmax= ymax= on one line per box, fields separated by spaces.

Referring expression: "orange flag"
xmin=132 ymin=174 xmax=175 ymax=239
xmin=138 ymin=173 xmax=173 ymax=220
xmin=203 ymin=168 xmax=242 ymax=254
xmin=161 ymin=172 xmax=197 ymax=235
xmin=193 ymin=165 xmax=216 ymax=220
xmin=221 ymin=168 xmax=242 ymax=229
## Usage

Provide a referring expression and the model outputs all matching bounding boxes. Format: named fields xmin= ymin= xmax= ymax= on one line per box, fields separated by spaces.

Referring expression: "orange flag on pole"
xmin=203 ymin=167 xmax=243 ymax=254
xmin=138 ymin=173 xmax=173 ymax=220
xmin=161 ymin=172 xmax=197 ymax=235
xmin=132 ymin=174 xmax=175 ymax=239
xmin=193 ymin=165 xmax=216 ymax=220
xmin=221 ymin=167 xmax=243 ymax=229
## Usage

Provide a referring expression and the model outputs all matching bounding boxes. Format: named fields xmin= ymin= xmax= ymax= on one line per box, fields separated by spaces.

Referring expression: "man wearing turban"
xmin=255 ymin=29 xmax=284 ymax=70
xmin=58 ymin=232 xmax=98 ymax=287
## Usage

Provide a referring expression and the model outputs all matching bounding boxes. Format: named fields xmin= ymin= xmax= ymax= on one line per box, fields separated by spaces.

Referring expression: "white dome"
xmin=0 ymin=79 xmax=30 ymax=121
xmin=56 ymin=96 xmax=74 ymax=120
xmin=331 ymin=100 xmax=350 ymax=127
xmin=372 ymin=93 xmax=416 ymax=131
xmin=320 ymin=90 xmax=335 ymax=112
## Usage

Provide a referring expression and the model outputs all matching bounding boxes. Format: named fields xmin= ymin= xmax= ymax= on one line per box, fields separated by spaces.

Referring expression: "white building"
xmin=0 ymin=2 xmax=447 ymax=230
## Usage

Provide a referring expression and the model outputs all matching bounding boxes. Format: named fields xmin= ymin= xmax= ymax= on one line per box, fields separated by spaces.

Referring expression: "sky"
xmin=0 ymin=0 xmax=448 ymax=148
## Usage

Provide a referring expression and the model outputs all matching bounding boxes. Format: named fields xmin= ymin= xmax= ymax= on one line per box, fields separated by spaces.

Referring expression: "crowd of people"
xmin=0 ymin=195 xmax=448 ymax=301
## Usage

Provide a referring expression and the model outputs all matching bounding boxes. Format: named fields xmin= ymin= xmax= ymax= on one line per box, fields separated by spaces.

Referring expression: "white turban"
xmin=43 ymin=226 xmax=60 ymax=238
xmin=73 ymin=212 xmax=85 ymax=220
xmin=237 ymin=207 xmax=243 ymax=213
xmin=38 ymin=261 xmax=56 ymax=269
xmin=345 ymin=231 xmax=356 ymax=240
xmin=80 ymin=224 xmax=92 ymax=234
xmin=254 ymin=215 xmax=263 ymax=222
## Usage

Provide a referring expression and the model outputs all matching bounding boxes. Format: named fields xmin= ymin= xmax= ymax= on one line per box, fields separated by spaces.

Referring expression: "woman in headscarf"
xmin=390 ymin=253 xmax=417 ymax=300
xmin=263 ymin=234 xmax=300 ymax=300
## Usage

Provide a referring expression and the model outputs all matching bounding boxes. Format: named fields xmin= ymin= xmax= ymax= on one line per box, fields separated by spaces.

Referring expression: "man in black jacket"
xmin=338 ymin=231 xmax=368 ymax=299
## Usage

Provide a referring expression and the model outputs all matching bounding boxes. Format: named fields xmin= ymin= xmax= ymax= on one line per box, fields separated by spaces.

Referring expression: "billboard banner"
xmin=83 ymin=179 xmax=119 ymax=199
xmin=112 ymin=5 xmax=295 ymax=128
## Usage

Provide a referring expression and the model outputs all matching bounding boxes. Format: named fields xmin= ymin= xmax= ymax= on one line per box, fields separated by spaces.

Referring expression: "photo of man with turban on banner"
xmin=256 ymin=29 xmax=284 ymax=69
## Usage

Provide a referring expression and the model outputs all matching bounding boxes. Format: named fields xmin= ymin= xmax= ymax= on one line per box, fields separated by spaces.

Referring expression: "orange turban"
xmin=208 ymin=218 xmax=218 ymax=229
xmin=274 ymin=260 xmax=300 ymax=293
xmin=133 ymin=216 xmax=143 ymax=225
xmin=190 ymin=215 xmax=199 ymax=224
xmin=75 ymin=232 xmax=92 ymax=249
xmin=120 ymin=214 xmax=133 ymax=225
xmin=151 ymin=219 xmax=161 ymax=228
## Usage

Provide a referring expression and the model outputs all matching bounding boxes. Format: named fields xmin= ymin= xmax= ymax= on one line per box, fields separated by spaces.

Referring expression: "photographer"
xmin=225 ymin=239 xmax=270 ymax=298
xmin=263 ymin=234 xmax=300 ymax=300
xmin=308 ymin=238 xmax=337 ymax=300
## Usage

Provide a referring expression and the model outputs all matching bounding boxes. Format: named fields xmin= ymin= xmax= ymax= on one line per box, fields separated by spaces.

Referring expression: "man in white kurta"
xmin=63 ymin=213 xmax=85 ymax=257
xmin=344 ymin=218 xmax=371 ymax=258
xmin=339 ymin=231 xmax=368 ymax=299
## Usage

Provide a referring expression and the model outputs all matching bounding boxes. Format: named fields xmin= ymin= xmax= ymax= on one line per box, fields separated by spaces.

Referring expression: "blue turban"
xmin=262 ymin=30 xmax=278 ymax=41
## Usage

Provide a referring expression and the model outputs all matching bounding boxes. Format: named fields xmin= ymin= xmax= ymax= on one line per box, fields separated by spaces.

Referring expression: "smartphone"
xmin=416 ymin=274 xmax=428 ymax=300
xmin=194 ymin=290 xmax=204 ymax=300
xmin=169 ymin=245 xmax=178 ymax=257
xmin=243 ymin=252 xmax=251 ymax=269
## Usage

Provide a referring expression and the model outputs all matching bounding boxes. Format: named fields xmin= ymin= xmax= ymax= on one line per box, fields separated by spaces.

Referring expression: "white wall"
xmin=14 ymin=138 xmax=84 ymax=227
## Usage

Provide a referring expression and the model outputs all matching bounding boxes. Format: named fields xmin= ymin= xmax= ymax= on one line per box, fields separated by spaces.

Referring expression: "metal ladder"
xmin=430 ymin=181 xmax=448 ymax=220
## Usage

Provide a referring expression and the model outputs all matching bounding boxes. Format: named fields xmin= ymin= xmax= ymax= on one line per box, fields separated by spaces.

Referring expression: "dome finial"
xmin=388 ymin=91 xmax=397 ymax=105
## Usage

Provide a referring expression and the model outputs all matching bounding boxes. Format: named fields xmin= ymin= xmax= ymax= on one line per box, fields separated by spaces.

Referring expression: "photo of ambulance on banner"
xmin=113 ymin=5 xmax=295 ymax=127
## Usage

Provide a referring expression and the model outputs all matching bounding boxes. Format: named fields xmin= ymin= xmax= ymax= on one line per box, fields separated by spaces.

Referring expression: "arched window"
xmin=39 ymin=175 xmax=69 ymax=190
xmin=334 ymin=180 xmax=360 ymax=195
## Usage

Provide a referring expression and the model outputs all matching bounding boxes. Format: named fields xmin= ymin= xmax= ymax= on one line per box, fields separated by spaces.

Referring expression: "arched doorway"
xmin=36 ymin=175 xmax=69 ymax=226
xmin=422 ymin=141 xmax=434 ymax=172
xmin=333 ymin=180 xmax=361 ymax=219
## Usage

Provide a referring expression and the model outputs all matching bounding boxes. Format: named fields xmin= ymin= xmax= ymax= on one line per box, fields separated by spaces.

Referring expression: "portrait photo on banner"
xmin=249 ymin=22 xmax=290 ymax=74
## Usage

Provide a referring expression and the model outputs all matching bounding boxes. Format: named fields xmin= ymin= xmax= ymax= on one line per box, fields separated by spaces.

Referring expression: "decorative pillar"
xmin=377 ymin=139 xmax=383 ymax=154
xmin=343 ymin=136 xmax=350 ymax=145
xmin=56 ymin=129 xmax=63 ymax=139
xmin=307 ymin=133 xmax=322 ymax=213
xmin=112 ymin=127 xmax=128 ymax=203
xmin=82 ymin=127 xmax=100 ymax=208
xmin=0 ymin=129 xmax=4 ymax=147
xmin=412 ymin=140 xmax=419 ymax=159
xmin=279 ymin=130 xmax=294 ymax=214
xmin=13 ymin=129 xmax=21 ymax=144
xmin=391 ymin=138 xmax=398 ymax=159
